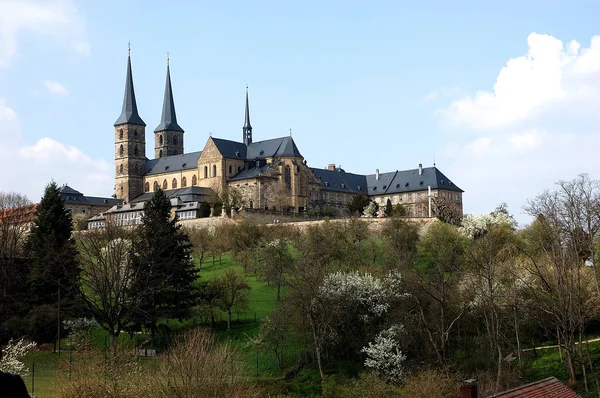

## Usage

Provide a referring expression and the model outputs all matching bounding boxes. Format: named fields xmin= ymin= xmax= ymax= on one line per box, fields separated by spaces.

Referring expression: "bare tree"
xmin=522 ymin=184 xmax=600 ymax=384
xmin=0 ymin=192 xmax=32 ymax=340
xmin=77 ymin=225 xmax=150 ymax=358
xmin=216 ymin=270 xmax=250 ymax=331
xmin=186 ymin=226 xmax=211 ymax=266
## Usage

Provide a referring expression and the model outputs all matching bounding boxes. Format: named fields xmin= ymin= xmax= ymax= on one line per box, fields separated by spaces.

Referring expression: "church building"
xmin=104 ymin=51 xmax=464 ymax=224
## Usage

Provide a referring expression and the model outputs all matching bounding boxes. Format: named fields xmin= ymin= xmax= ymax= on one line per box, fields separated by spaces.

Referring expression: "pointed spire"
xmin=243 ymin=85 xmax=252 ymax=145
xmin=155 ymin=56 xmax=184 ymax=133
xmin=114 ymin=48 xmax=145 ymax=126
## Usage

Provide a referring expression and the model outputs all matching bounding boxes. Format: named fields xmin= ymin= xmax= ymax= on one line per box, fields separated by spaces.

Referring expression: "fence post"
xmin=31 ymin=361 xmax=34 ymax=396
xmin=69 ymin=335 xmax=73 ymax=380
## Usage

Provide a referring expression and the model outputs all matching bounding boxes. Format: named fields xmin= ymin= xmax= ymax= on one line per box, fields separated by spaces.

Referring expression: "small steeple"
xmin=155 ymin=56 xmax=184 ymax=133
xmin=114 ymin=47 xmax=145 ymax=126
xmin=243 ymin=85 xmax=252 ymax=145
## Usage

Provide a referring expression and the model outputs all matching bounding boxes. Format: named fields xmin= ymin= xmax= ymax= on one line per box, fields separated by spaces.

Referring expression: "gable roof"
xmin=59 ymin=185 xmax=120 ymax=207
xmin=211 ymin=138 xmax=247 ymax=159
xmin=145 ymin=151 xmax=202 ymax=176
xmin=310 ymin=167 xmax=368 ymax=194
xmin=366 ymin=166 xmax=464 ymax=196
xmin=489 ymin=377 xmax=578 ymax=398
xmin=246 ymin=136 xmax=302 ymax=159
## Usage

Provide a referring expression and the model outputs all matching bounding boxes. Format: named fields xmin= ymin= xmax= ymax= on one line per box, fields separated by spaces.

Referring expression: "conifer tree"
xmin=132 ymin=189 xmax=198 ymax=332
xmin=25 ymin=182 xmax=80 ymax=343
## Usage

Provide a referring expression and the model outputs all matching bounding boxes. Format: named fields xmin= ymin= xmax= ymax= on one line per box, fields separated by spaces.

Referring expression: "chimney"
xmin=376 ymin=169 xmax=380 ymax=180
xmin=328 ymin=163 xmax=336 ymax=171
xmin=418 ymin=163 xmax=423 ymax=175
xmin=459 ymin=382 xmax=477 ymax=398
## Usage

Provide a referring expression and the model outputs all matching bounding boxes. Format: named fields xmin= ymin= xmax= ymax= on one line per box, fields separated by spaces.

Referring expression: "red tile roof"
xmin=489 ymin=377 xmax=578 ymax=398
xmin=0 ymin=203 xmax=38 ymax=224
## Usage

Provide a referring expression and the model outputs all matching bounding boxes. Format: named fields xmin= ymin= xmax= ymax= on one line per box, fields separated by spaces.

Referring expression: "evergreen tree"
xmin=132 ymin=189 xmax=198 ymax=332
xmin=385 ymin=199 xmax=393 ymax=217
xmin=25 ymin=182 xmax=80 ymax=343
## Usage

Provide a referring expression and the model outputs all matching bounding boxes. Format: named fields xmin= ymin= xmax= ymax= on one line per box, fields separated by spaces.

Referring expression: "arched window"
xmin=159 ymin=135 xmax=163 ymax=145
xmin=229 ymin=165 xmax=232 ymax=175
xmin=119 ymin=164 xmax=123 ymax=174
xmin=134 ymin=130 xmax=138 ymax=138
xmin=172 ymin=178 xmax=177 ymax=189
xmin=249 ymin=200 xmax=253 ymax=209
xmin=284 ymin=166 xmax=291 ymax=190
xmin=162 ymin=180 xmax=167 ymax=189
xmin=154 ymin=181 xmax=159 ymax=191
xmin=134 ymin=145 xmax=139 ymax=156
xmin=192 ymin=175 xmax=197 ymax=185
xmin=212 ymin=165 xmax=217 ymax=177
xmin=144 ymin=182 xmax=150 ymax=192
xmin=173 ymin=135 xmax=178 ymax=146
xmin=159 ymin=149 xmax=163 ymax=157
xmin=119 ymin=129 xmax=123 ymax=140
xmin=204 ymin=166 xmax=208 ymax=178
xmin=182 ymin=177 xmax=187 ymax=187
xmin=120 ymin=185 xmax=123 ymax=195
xmin=119 ymin=144 xmax=124 ymax=157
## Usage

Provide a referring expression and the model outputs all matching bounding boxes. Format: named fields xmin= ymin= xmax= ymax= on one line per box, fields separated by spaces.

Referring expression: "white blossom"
xmin=319 ymin=271 xmax=407 ymax=319
xmin=459 ymin=208 xmax=516 ymax=239
xmin=361 ymin=325 xmax=406 ymax=382
xmin=0 ymin=338 xmax=36 ymax=376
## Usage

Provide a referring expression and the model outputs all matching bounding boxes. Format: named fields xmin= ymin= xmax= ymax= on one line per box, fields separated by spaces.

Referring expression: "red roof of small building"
xmin=0 ymin=203 xmax=38 ymax=224
xmin=489 ymin=377 xmax=578 ymax=398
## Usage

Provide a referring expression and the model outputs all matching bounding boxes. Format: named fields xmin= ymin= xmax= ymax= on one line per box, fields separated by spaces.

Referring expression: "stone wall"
xmin=179 ymin=215 xmax=438 ymax=236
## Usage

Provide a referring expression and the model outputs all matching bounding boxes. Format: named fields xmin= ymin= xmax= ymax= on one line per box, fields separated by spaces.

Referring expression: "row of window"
xmin=144 ymin=175 xmax=199 ymax=192
xmin=158 ymin=134 xmax=179 ymax=146
xmin=178 ymin=210 xmax=196 ymax=220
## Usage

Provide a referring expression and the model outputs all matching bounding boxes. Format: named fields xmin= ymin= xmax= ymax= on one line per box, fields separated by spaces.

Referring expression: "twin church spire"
xmin=115 ymin=48 xmax=253 ymax=157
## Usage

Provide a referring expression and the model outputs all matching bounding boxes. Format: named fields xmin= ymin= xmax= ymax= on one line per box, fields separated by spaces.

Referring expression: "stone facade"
xmin=115 ymin=123 xmax=146 ymax=203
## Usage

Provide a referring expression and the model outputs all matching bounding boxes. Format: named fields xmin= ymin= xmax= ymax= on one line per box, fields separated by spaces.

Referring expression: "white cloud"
xmin=44 ymin=80 xmax=68 ymax=96
xmin=424 ymin=92 xmax=438 ymax=102
xmin=436 ymin=33 xmax=600 ymax=225
xmin=0 ymin=98 xmax=112 ymax=201
xmin=0 ymin=0 xmax=90 ymax=68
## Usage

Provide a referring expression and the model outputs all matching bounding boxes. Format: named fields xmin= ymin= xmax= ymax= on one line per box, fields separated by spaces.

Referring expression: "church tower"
xmin=154 ymin=57 xmax=184 ymax=157
xmin=114 ymin=48 xmax=146 ymax=203
xmin=243 ymin=86 xmax=252 ymax=145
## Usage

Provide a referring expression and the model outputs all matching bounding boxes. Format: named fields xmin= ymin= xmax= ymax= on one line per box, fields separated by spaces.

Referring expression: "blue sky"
xmin=1 ymin=0 xmax=600 ymax=224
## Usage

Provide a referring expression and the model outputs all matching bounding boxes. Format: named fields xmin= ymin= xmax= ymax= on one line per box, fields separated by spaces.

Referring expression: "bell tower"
xmin=154 ymin=55 xmax=184 ymax=158
xmin=114 ymin=47 xmax=146 ymax=203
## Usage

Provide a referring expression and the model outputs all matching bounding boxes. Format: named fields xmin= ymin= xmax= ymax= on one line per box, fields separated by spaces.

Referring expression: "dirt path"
xmin=522 ymin=336 xmax=600 ymax=352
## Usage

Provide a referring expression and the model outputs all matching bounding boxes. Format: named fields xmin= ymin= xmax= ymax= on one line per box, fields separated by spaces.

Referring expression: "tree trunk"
xmin=496 ymin=345 xmax=502 ymax=392
xmin=277 ymin=282 xmax=281 ymax=302
xmin=227 ymin=309 xmax=232 ymax=331
xmin=309 ymin=315 xmax=324 ymax=378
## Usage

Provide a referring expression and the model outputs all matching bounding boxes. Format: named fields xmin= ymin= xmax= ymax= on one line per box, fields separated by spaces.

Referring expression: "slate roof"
xmin=366 ymin=166 xmax=464 ymax=196
xmin=229 ymin=162 xmax=277 ymax=181
xmin=246 ymin=136 xmax=302 ymax=159
xmin=59 ymin=185 xmax=120 ymax=207
xmin=489 ymin=377 xmax=578 ymax=398
xmin=145 ymin=151 xmax=202 ymax=175
xmin=131 ymin=186 xmax=213 ymax=204
xmin=211 ymin=138 xmax=247 ymax=159
xmin=210 ymin=136 xmax=302 ymax=161
xmin=114 ymin=54 xmax=145 ymax=127
xmin=309 ymin=167 xmax=368 ymax=194
xmin=309 ymin=166 xmax=463 ymax=195
xmin=154 ymin=64 xmax=184 ymax=133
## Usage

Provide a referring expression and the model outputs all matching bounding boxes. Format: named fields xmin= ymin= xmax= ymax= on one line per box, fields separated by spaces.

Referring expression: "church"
xmin=92 ymin=51 xmax=464 ymax=227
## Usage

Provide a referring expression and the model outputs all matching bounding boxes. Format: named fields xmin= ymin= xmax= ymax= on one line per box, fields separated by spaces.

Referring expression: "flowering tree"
xmin=0 ymin=338 xmax=36 ymax=375
xmin=459 ymin=203 xmax=517 ymax=239
xmin=361 ymin=325 xmax=406 ymax=383
xmin=316 ymin=271 xmax=408 ymax=368
xmin=364 ymin=201 xmax=379 ymax=218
